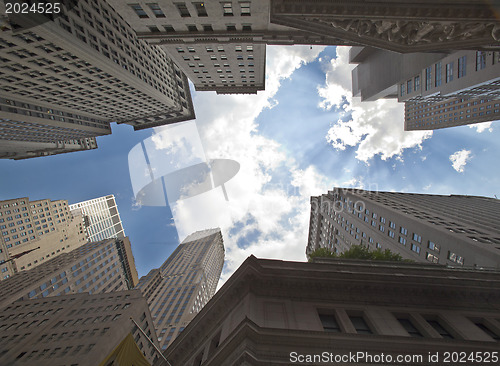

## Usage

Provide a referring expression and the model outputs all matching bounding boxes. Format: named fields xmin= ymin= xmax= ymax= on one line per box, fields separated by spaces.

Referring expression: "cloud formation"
xmin=469 ymin=121 xmax=495 ymax=133
xmin=449 ymin=149 xmax=472 ymax=173
xmin=156 ymin=46 xmax=333 ymax=285
xmin=318 ymin=47 xmax=433 ymax=162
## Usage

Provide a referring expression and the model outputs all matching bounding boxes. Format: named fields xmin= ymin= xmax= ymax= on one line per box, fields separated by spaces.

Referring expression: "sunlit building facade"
xmin=307 ymin=188 xmax=500 ymax=268
xmin=0 ymin=197 xmax=88 ymax=280
xmin=69 ymin=195 xmax=125 ymax=242
xmin=136 ymin=228 xmax=224 ymax=350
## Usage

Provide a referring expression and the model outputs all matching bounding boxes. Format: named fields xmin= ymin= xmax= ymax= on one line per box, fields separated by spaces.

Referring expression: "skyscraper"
xmin=0 ymin=237 xmax=139 ymax=309
xmin=69 ymin=195 xmax=125 ymax=242
xmin=0 ymin=197 xmax=88 ymax=280
xmin=0 ymin=290 xmax=159 ymax=366
xmin=136 ymin=228 xmax=224 ymax=350
xmin=307 ymin=188 xmax=500 ymax=268
xmin=108 ymin=0 xmax=348 ymax=94
xmin=0 ymin=0 xmax=195 ymax=159
xmin=111 ymin=1 xmax=499 ymax=95
xmin=350 ymin=47 xmax=500 ymax=130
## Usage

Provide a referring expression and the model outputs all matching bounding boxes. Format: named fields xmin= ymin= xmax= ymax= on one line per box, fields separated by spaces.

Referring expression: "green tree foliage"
xmin=308 ymin=245 xmax=411 ymax=262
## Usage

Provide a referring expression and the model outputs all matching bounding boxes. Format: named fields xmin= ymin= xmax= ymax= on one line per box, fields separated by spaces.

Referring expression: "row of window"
xmin=132 ymin=2 xmax=251 ymax=19
xmin=319 ymin=310 xmax=500 ymax=341
xmin=148 ymin=23 xmax=253 ymax=33
xmin=400 ymin=52 xmax=497 ymax=96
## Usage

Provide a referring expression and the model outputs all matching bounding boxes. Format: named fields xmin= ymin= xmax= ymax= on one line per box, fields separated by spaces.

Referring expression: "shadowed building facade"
xmin=0 ymin=237 xmax=139 ymax=309
xmin=0 ymin=290 xmax=159 ymax=366
xmin=307 ymin=188 xmax=500 ymax=268
xmin=0 ymin=0 xmax=194 ymax=159
xmin=136 ymin=228 xmax=224 ymax=351
xmin=159 ymin=256 xmax=500 ymax=365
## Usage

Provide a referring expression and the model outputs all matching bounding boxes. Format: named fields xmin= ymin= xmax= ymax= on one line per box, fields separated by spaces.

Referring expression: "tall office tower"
xmin=0 ymin=0 xmax=195 ymax=160
xmin=108 ymin=1 xmax=350 ymax=94
xmin=136 ymin=228 xmax=224 ymax=350
xmin=0 ymin=290 xmax=159 ymax=366
xmin=0 ymin=197 xmax=88 ymax=280
xmin=161 ymin=256 xmax=500 ymax=366
xmin=307 ymin=188 xmax=500 ymax=268
xmin=69 ymin=195 xmax=125 ymax=242
xmin=405 ymin=98 xmax=500 ymax=131
xmin=0 ymin=237 xmax=139 ymax=309
xmin=350 ymin=47 xmax=500 ymax=130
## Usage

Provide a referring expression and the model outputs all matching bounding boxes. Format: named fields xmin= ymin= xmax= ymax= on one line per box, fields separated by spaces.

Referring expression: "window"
xmin=446 ymin=62 xmax=454 ymax=83
xmin=427 ymin=241 xmax=440 ymax=253
xmin=426 ymin=252 xmax=439 ymax=263
xmin=222 ymin=2 xmax=233 ymax=16
xmin=130 ymin=4 xmax=148 ymax=18
xmin=458 ymin=56 xmax=466 ymax=78
xmin=194 ymin=2 xmax=208 ymax=16
xmin=400 ymin=83 xmax=405 ymax=96
xmin=476 ymin=51 xmax=486 ymax=71
xmin=411 ymin=244 xmax=420 ymax=254
xmin=240 ymin=2 xmax=250 ymax=15
xmin=148 ymin=3 xmax=165 ymax=18
xmin=406 ymin=79 xmax=412 ymax=93
xmin=435 ymin=62 xmax=442 ymax=87
xmin=318 ymin=313 xmax=341 ymax=333
xmin=349 ymin=315 xmax=372 ymax=334
xmin=397 ymin=318 xmax=423 ymax=337
xmin=176 ymin=3 xmax=191 ymax=17
xmin=414 ymin=75 xmax=420 ymax=91
xmin=473 ymin=320 xmax=500 ymax=340
xmin=447 ymin=251 xmax=464 ymax=265
xmin=398 ymin=236 xmax=406 ymax=245
xmin=226 ymin=24 xmax=236 ymax=31
xmin=426 ymin=319 xmax=454 ymax=339
xmin=187 ymin=25 xmax=197 ymax=32
xmin=388 ymin=230 xmax=395 ymax=238
xmin=425 ymin=66 xmax=432 ymax=90
xmin=412 ymin=233 xmax=422 ymax=243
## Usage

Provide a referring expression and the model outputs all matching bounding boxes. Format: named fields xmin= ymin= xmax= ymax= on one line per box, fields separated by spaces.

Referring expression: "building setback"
xmin=69 ymin=194 xmax=125 ymax=242
xmin=307 ymin=188 xmax=500 ymax=268
xmin=161 ymin=256 xmax=500 ymax=365
xmin=136 ymin=228 xmax=224 ymax=351
xmin=0 ymin=197 xmax=88 ymax=280
xmin=0 ymin=237 xmax=139 ymax=309
xmin=0 ymin=0 xmax=195 ymax=159
xmin=0 ymin=290 xmax=159 ymax=366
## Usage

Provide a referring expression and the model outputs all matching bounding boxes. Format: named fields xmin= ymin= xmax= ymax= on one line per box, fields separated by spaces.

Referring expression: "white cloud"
xmin=449 ymin=149 xmax=472 ymax=173
xmin=469 ymin=121 xmax=495 ymax=133
xmin=162 ymin=46 xmax=331 ymax=286
xmin=318 ymin=47 xmax=433 ymax=162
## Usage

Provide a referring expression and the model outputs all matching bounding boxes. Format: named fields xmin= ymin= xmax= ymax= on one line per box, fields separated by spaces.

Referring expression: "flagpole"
xmin=130 ymin=317 xmax=172 ymax=366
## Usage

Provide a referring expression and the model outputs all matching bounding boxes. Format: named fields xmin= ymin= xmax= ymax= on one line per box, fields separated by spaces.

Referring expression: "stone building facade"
xmin=0 ymin=197 xmax=88 ymax=280
xmin=160 ymin=256 xmax=500 ymax=365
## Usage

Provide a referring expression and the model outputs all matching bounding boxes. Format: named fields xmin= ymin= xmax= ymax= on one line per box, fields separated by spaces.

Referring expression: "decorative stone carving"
xmin=324 ymin=18 xmax=499 ymax=47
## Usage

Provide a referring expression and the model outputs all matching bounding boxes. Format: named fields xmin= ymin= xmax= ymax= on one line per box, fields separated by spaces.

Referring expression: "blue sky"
xmin=1 ymin=45 xmax=499 ymax=283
